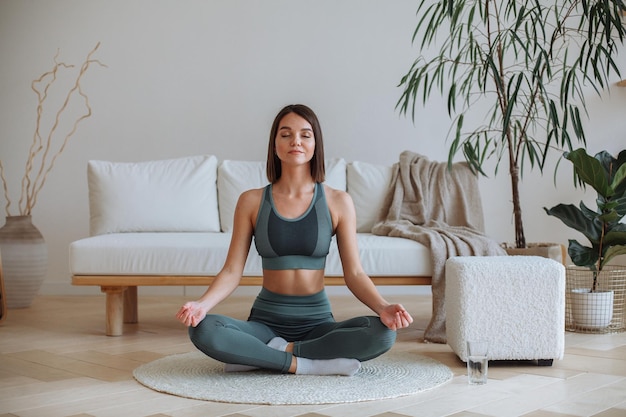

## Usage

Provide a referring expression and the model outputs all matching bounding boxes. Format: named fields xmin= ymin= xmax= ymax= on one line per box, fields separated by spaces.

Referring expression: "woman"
xmin=176 ymin=104 xmax=413 ymax=376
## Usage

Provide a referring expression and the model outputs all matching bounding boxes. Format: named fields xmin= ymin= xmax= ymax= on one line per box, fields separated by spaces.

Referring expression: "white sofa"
xmin=70 ymin=155 xmax=434 ymax=336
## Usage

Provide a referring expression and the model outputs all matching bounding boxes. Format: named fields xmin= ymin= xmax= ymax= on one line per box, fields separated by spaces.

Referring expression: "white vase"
xmin=0 ymin=216 xmax=48 ymax=308
xmin=571 ymin=288 xmax=614 ymax=329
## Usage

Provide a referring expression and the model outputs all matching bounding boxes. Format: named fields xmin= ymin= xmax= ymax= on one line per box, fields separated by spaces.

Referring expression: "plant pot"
xmin=565 ymin=265 xmax=626 ymax=333
xmin=0 ymin=216 xmax=47 ymax=308
xmin=570 ymin=288 xmax=614 ymax=329
xmin=502 ymin=242 xmax=564 ymax=264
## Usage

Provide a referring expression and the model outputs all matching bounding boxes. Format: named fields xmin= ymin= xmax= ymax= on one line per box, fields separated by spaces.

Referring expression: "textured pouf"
xmin=445 ymin=256 xmax=565 ymax=364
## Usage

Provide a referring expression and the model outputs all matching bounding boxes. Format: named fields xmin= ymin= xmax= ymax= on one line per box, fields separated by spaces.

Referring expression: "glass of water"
xmin=467 ymin=340 xmax=489 ymax=385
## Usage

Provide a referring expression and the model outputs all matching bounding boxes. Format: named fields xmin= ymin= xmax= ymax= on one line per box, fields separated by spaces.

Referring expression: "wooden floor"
xmin=0 ymin=293 xmax=625 ymax=417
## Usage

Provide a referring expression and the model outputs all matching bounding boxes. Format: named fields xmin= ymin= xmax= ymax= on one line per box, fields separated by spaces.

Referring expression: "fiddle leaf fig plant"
xmin=398 ymin=0 xmax=626 ymax=249
xmin=545 ymin=148 xmax=626 ymax=291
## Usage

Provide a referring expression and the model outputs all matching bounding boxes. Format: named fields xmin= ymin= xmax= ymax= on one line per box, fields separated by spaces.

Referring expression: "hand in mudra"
xmin=176 ymin=301 xmax=208 ymax=327
xmin=380 ymin=304 xmax=413 ymax=330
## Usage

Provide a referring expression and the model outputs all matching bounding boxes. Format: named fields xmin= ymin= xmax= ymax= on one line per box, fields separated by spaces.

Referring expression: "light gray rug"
xmin=133 ymin=350 xmax=453 ymax=405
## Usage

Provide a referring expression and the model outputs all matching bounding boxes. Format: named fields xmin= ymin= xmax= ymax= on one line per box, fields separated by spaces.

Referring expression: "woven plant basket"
xmin=565 ymin=265 xmax=626 ymax=333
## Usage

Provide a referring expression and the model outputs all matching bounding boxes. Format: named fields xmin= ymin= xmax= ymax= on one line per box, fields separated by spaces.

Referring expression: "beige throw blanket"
xmin=372 ymin=151 xmax=506 ymax=343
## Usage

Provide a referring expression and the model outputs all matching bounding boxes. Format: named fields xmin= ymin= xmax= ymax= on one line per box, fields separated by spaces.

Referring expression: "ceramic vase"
xmin=0 ymin=216 xmax=47 ymax=308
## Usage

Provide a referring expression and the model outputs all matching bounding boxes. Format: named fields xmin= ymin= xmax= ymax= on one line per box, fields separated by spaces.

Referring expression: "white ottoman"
xmin=445 ymin=256 xmax=565 ymax=365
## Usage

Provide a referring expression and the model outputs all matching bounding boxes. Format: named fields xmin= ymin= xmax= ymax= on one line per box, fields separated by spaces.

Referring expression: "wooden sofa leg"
xmin=124 ymin=286 xmax=138 ymax=324
xmin=101 ymin=286 xmax=126 ymax=336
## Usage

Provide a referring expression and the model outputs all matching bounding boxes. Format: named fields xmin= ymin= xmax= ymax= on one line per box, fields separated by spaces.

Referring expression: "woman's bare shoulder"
xmin=323 ymin=184 xmax=350 ymax=200
xmin=240 ymin=187 xmax=265 ymax=199
xmin=322 ymin=184 xmax=354 ymax=210
xmin=231 ymin=187 xmax=266 ymax=228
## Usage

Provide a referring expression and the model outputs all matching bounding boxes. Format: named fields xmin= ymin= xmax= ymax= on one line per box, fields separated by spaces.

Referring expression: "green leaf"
xmin=601 ymin=245 xmax=626 ymax=270
xmin=603 ymin=224 xmax=626 ymax=247
xmin=598 ymin=209 xmax=620 ymax=224
xmin=568 ymin=239 xmax=599 ymax=269
xmin=566 ymin=149 xmax=612 ymax=197
xmin=613 ymin=196 xmax=626 ymax=218
xmin=611 ymin=163 xmax=626 ymax=194
xmin=544 ymin=203 xmax=601 ymax=242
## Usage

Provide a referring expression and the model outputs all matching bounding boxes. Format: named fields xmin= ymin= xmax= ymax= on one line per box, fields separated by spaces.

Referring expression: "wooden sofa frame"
xmin=72 ymin=274 xmax=432 ymax=336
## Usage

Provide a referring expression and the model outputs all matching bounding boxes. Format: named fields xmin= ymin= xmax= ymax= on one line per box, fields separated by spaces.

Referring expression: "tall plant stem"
xmin=592 ymin=270 xmax=598 ymax=293
xmin=510 ymin=165 xmax=525 ymax=248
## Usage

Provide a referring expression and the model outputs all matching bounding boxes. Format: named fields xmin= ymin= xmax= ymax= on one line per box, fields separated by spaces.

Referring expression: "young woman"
xmin=176 ymin=104 xmax=413 ymax=376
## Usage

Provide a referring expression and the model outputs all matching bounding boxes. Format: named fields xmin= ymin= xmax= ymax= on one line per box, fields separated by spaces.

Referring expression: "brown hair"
xmin=266 ymin=104 xmax=325 ymax=183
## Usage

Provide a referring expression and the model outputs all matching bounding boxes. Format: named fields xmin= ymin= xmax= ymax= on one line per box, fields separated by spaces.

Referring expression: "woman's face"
xmin=274 ymin=112 xmax=315 ymax=166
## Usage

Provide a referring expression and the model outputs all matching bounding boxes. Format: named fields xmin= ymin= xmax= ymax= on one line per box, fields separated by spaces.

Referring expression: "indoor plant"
xmin=397 ymin=0 xmax=626 ymax=250
xmin=545 ymin=148 xmax=626 ymax=330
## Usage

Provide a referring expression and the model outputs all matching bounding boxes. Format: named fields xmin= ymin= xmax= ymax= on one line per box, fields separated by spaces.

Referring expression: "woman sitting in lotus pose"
xmin=176 ymin=104 xmax=413 ymax=376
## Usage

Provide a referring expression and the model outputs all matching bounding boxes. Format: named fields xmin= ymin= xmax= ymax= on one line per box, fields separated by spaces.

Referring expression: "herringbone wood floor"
xmin=1 ymin=293 xmax=625 ymax=417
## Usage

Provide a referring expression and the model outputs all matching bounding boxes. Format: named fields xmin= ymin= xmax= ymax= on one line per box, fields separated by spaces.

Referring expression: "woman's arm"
xmin=176 ymin=189 xmax=259 ymax=327
xmin=328 ymin=186 xmax=413 ymax=330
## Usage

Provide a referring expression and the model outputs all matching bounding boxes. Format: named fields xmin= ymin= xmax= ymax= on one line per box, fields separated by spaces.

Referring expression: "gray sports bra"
xmin=254 ymin=183 xmax=333 ymax=270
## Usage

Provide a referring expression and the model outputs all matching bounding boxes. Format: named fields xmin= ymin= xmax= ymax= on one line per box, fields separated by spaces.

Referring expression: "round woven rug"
xmin=133 ymin=350 xmax=453 ymax=405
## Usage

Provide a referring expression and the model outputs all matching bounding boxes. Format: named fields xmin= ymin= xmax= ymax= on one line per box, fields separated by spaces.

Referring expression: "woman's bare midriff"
xmin=261 ymin=269 xmax=326 ymax=295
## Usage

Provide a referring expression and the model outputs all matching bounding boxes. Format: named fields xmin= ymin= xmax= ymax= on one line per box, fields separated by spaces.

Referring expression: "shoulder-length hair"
xmin=266 ymin=104 xmax=325 ymax=183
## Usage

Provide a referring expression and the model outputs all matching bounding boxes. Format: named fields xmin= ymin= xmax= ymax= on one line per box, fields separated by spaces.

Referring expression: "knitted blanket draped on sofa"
xmin=372 ymin=151 xmax=506 ymax=343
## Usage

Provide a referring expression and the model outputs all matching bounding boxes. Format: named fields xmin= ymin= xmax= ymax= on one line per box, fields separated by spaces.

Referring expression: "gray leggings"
xmin=188 ymin=288 xmax=396 ymax=373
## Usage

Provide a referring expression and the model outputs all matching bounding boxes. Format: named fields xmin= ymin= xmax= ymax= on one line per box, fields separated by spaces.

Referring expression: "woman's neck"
xmin=274 ymin=165 xmax=315 ymax=195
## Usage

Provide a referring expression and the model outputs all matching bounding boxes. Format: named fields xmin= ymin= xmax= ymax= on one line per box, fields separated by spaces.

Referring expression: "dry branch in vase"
xmin=0 ymin=42 xmax=106 ymax=216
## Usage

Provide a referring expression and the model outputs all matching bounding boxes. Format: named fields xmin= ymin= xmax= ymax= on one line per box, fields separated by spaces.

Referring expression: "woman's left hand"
xmin=380 ymin=304 xmax=413 ymax=330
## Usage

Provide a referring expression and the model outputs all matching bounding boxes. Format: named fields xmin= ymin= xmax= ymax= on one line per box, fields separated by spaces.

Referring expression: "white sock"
xmin=267 ymin=336 xmax=288 ymax=351
xmin=295 ymin=357 xmax=361 ymax=376
xmin=224 ymin=337 xmax=289 ymax=372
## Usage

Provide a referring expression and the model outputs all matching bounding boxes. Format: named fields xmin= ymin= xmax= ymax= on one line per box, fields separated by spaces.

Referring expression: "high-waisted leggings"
xmin=188 ymin=288 xmax=396 ymax=373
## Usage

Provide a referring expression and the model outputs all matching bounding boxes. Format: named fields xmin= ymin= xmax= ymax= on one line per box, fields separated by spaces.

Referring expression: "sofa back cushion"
xmin=347 ymin=161 xmax=394 ymax=232
xmin=217 ymin=160 xmax=267 ymax=233
xmin=217 ymin=158 xmax=347 ymax=232
xmin=88 ymin=155 xmax=220 ymax=235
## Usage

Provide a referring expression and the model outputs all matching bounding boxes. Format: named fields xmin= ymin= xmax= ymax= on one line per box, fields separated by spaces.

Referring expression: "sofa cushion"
xmin=217 ymin=160 xmax=267 ymax=233
xmin=217 ymin=158 xmax=347 ymax=232
xmin=69 ymin=232 xmax=431 ymax=277
xmin=88 ymin=155 xmax=220 ymax=235
xmin=326 ymin=233 xmax=431 ymax=276
xmin=324 ymin=158 xmax=348 ymax=192
xmin=69 ymin=232 xmax=261 ymax=275
xmin=347 ymin=161 xmax=394 ymax=232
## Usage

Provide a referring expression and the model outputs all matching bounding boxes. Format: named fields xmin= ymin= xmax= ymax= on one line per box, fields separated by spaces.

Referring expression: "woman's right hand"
xmin=176 ymin=301 xmax=208 ymax=327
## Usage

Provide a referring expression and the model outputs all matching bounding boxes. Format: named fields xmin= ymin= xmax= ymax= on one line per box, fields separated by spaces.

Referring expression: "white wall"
xmin=1 ymin=0 xmax=625 ymax=296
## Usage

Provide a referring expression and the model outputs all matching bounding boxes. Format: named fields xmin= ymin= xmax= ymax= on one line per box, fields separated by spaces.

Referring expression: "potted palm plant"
xmin=545 ymin=148 xmax=626 ymax=331
xmin=397 ymin=0 xmax=626 ymax=252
